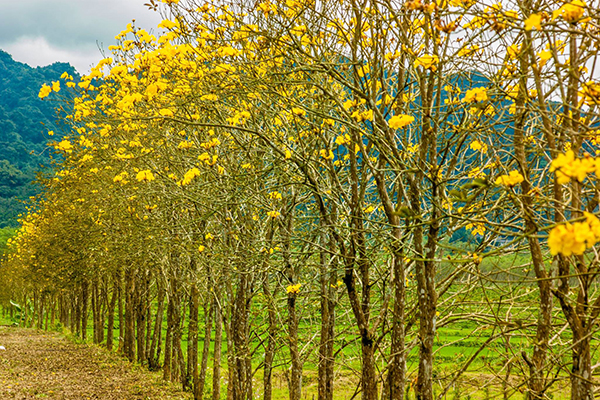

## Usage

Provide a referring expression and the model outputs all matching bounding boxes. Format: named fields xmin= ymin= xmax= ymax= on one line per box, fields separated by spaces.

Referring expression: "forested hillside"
xmin=0 ymin=50 xmax=75 ymax=228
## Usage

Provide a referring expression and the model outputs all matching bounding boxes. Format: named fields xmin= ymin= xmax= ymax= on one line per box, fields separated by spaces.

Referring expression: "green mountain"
xmin=0 ymin=50 xmax=77 ymax=228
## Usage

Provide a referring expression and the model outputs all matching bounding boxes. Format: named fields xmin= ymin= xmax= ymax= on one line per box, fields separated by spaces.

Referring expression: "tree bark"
xmin=187 ymin=284 xmax=199 ymax=395
xmin=212 ymin=294 xmax=223 ymax=400
xmin=81 ymin=280 xmax=89 ymax=342
xmin=163 ymin=290 xmax=174 ymax=381
xmin=197 ymin=293 xmax=213 ymax=399
xmin=106 ymin=272 xmax=119 ymax=351
xmin=124 ymin=267 xmax=136 ymax=361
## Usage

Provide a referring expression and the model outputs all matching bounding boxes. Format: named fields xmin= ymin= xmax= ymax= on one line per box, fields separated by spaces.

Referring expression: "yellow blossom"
xmin=470 ymin=140 xmax=488 ymax=152
xmin=38 ymin=84 xmax=52 ymax=99
xmin=389 ymin=114 xmax=415 ymax=129
xmin=136 ymin=170 xmax=155 ymax=182
xmin=524 ymin=13 xmax=542 ymax=30
xmin=550 ymin=150 xmax=596 ymax=184
xmin=548 ymin=213 xmax=600 ymax=256
xmin=55 ymin=140 xmax=73 ymax=153
xmin=286 ymin=283 xmax=302 ymax=294
xmin=466 ymin=223 xmax=485 ymax=236
xmin=414 ymin=54 xmax=439 ymax=70
xmin=320 ymin=149 xmax=334 ymax=160
xmin=468 ymin=167 xmax=486 ymax=178
xmin=580 ymin=82 xmax=600 ymax=105
xmin=462 ymin=87 xmax=488 ymax=103
xmin=159 ymin=109 xmax=174 ymax=117
xmin=181 ymin=168 xmax=201 ymax=185
xmin=291 ymin=107 xmax=306 ymax=117
xmin=553 ymin=0 xmax=586 ymax=23
xmin=268 ymin=191 xmax=282 ymax=200
xmin=495 ymin=170 xmax=524 ymax=187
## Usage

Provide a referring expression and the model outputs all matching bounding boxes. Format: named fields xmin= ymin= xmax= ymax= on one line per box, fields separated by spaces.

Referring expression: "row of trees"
xmin=2 ymin=0 xmax=600 ymax=399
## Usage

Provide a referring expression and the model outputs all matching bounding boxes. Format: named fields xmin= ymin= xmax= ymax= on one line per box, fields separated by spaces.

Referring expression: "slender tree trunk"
xmin=81 ymin=280 xmax=89 ymax=342
xmin=318 ymin=229 xmax=336 ymax=400
xmin=150 ymin=281 xmax=166 ymax=369
xmin=262 ymin=274 xmax=277 ymax=400
xmin=571 ymin=331 xmax=593 ymax=400
xmin=513 ymin=35 xmax=553 ymax=400
xmin=386 ymin=239 xmax=406 ymax=400
xmin=176 ymin=303 xmax=187 ymax=388
xmin=106 ymin=273 xmax=119 ymax=351
xmin=145 ymin=277 xmax=152 ymax=364
xmin=136 ymin=271 xmax=147 ymax=365
xmin=187 ymin=284 xmax=199 ymax=395
xmin=91 ymin=280 xmax=100 ymax=343
xmin=288 ymin=292 xmax=302 ymax=400
xmin=124 ymin=267 xmax=136 ymax=361
xmin=212 ymin=295 xmax=223 ymax=400
xmin=164 ymin=291 xmax=174 ymax=381
xmin=117 ymin=271 xmax=124 ymax=353
xmin=197 ymin=294 xmax=213 ymax=399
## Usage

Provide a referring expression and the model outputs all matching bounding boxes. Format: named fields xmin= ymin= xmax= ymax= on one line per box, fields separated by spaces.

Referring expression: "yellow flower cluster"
xmin=414 ymin=54 xmax=439 ymax=70
xmin=552 ymin=0 xmax=586 ymax=23
xmin=550 ymin=150 xmax=600 ymax=184
xmin=180 ymin=167 xmax=201 ymax=185
xmin=39 ymin=81 xmax=61 ymax=99
xmin=466 ymin=222 xmax=485 ymax=236
xmin=267 ymin=210 xmax=281 ymax=218
xmin=495 ymin=170 xmax=524 ymax=187
xmin=268 ymin=191 xmax=282 ymax=200
xmin=388 ymin=114 xmax=415 ymax=129
xmin=548 ymin=212 xmax=600 ymax=256
xmin=462 ymin=87 xmax=488 ymax=103
xmin=286 ymin=283 xmax=302 ymax=294
xmin=136 ymin=170 xmax=155 ymax=182
xmin=524 ymin=13 xmax=542 ymax=30
xmin=470 ymin=140 xmax=488 ymax=152
xmin=54 ymin=139 xmax=74 ymax=153
xmin=580 ymin=82 xmax=600 ymax=105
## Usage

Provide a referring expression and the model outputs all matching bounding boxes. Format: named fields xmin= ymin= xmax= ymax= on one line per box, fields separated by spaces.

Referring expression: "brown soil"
xmin=0 ymin=327 xmax=191 ymax=400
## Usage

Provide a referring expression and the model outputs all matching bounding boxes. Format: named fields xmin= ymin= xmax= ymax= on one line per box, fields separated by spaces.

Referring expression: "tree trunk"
xmin=187 ymin=284 xmax=199 ymax=395
xmin=212 ymin=295 xmax=223 ymax=400
xmin=262 ymin=273 xmax=277 ymax=400
xmin=117 ymin=271 xmax=124 ymax=353
xmin=106 ymin=273 xmax=119 ymax=351
xmin=318 ymin=230 xmax=335 ymax=400
xmin=91 ymin=279 xmax=100 ymax=343
xmin=136 ymin=272 xmax=147 ymax=365
xmin=386 ymin=240 xmax=406 ymax=400
xmin=163 ymin=292 xmax=174 ymax=381
xmin=288 ymin=293 xmax=302 ymax=400
xmin=124 ymin=267 xmax=136 ymax=361
xmin=81 ymin=280 xmax=89 ymax=342
xmin=571 ymin=332 xmax=593 ymax=400
xmin=197 ymin=294 xmax=213 ymax=399
xmin=150 ymin=281 xmax=166 ymax=369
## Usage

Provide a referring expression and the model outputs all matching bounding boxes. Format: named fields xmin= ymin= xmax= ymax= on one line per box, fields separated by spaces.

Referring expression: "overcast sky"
xmin=0 ymin=0 xmax=166 ymax=74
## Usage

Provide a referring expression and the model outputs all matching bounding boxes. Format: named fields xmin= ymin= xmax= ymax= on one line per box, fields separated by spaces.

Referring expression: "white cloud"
xmin=2 ymin=36 xmax=103 ymax=74
xmin=0 ymin=0 xmax=165 ymax=73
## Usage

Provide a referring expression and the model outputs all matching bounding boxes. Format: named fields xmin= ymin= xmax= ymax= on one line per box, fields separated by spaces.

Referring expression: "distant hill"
xmin=0 ymin=50 xmax=77 ymax=227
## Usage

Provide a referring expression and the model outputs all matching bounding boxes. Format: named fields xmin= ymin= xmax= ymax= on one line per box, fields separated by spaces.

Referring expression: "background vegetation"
xmin=0 ymin=50 xmax=74 ymax=227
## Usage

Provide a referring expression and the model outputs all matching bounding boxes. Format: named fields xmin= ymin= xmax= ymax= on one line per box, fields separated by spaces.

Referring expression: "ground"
xmin=0 ymin=327 xmax=191 ymax=400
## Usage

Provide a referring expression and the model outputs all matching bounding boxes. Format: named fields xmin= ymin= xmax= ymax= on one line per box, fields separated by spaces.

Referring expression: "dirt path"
xmin=0 ymin=327 xmax=191 ymax=399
